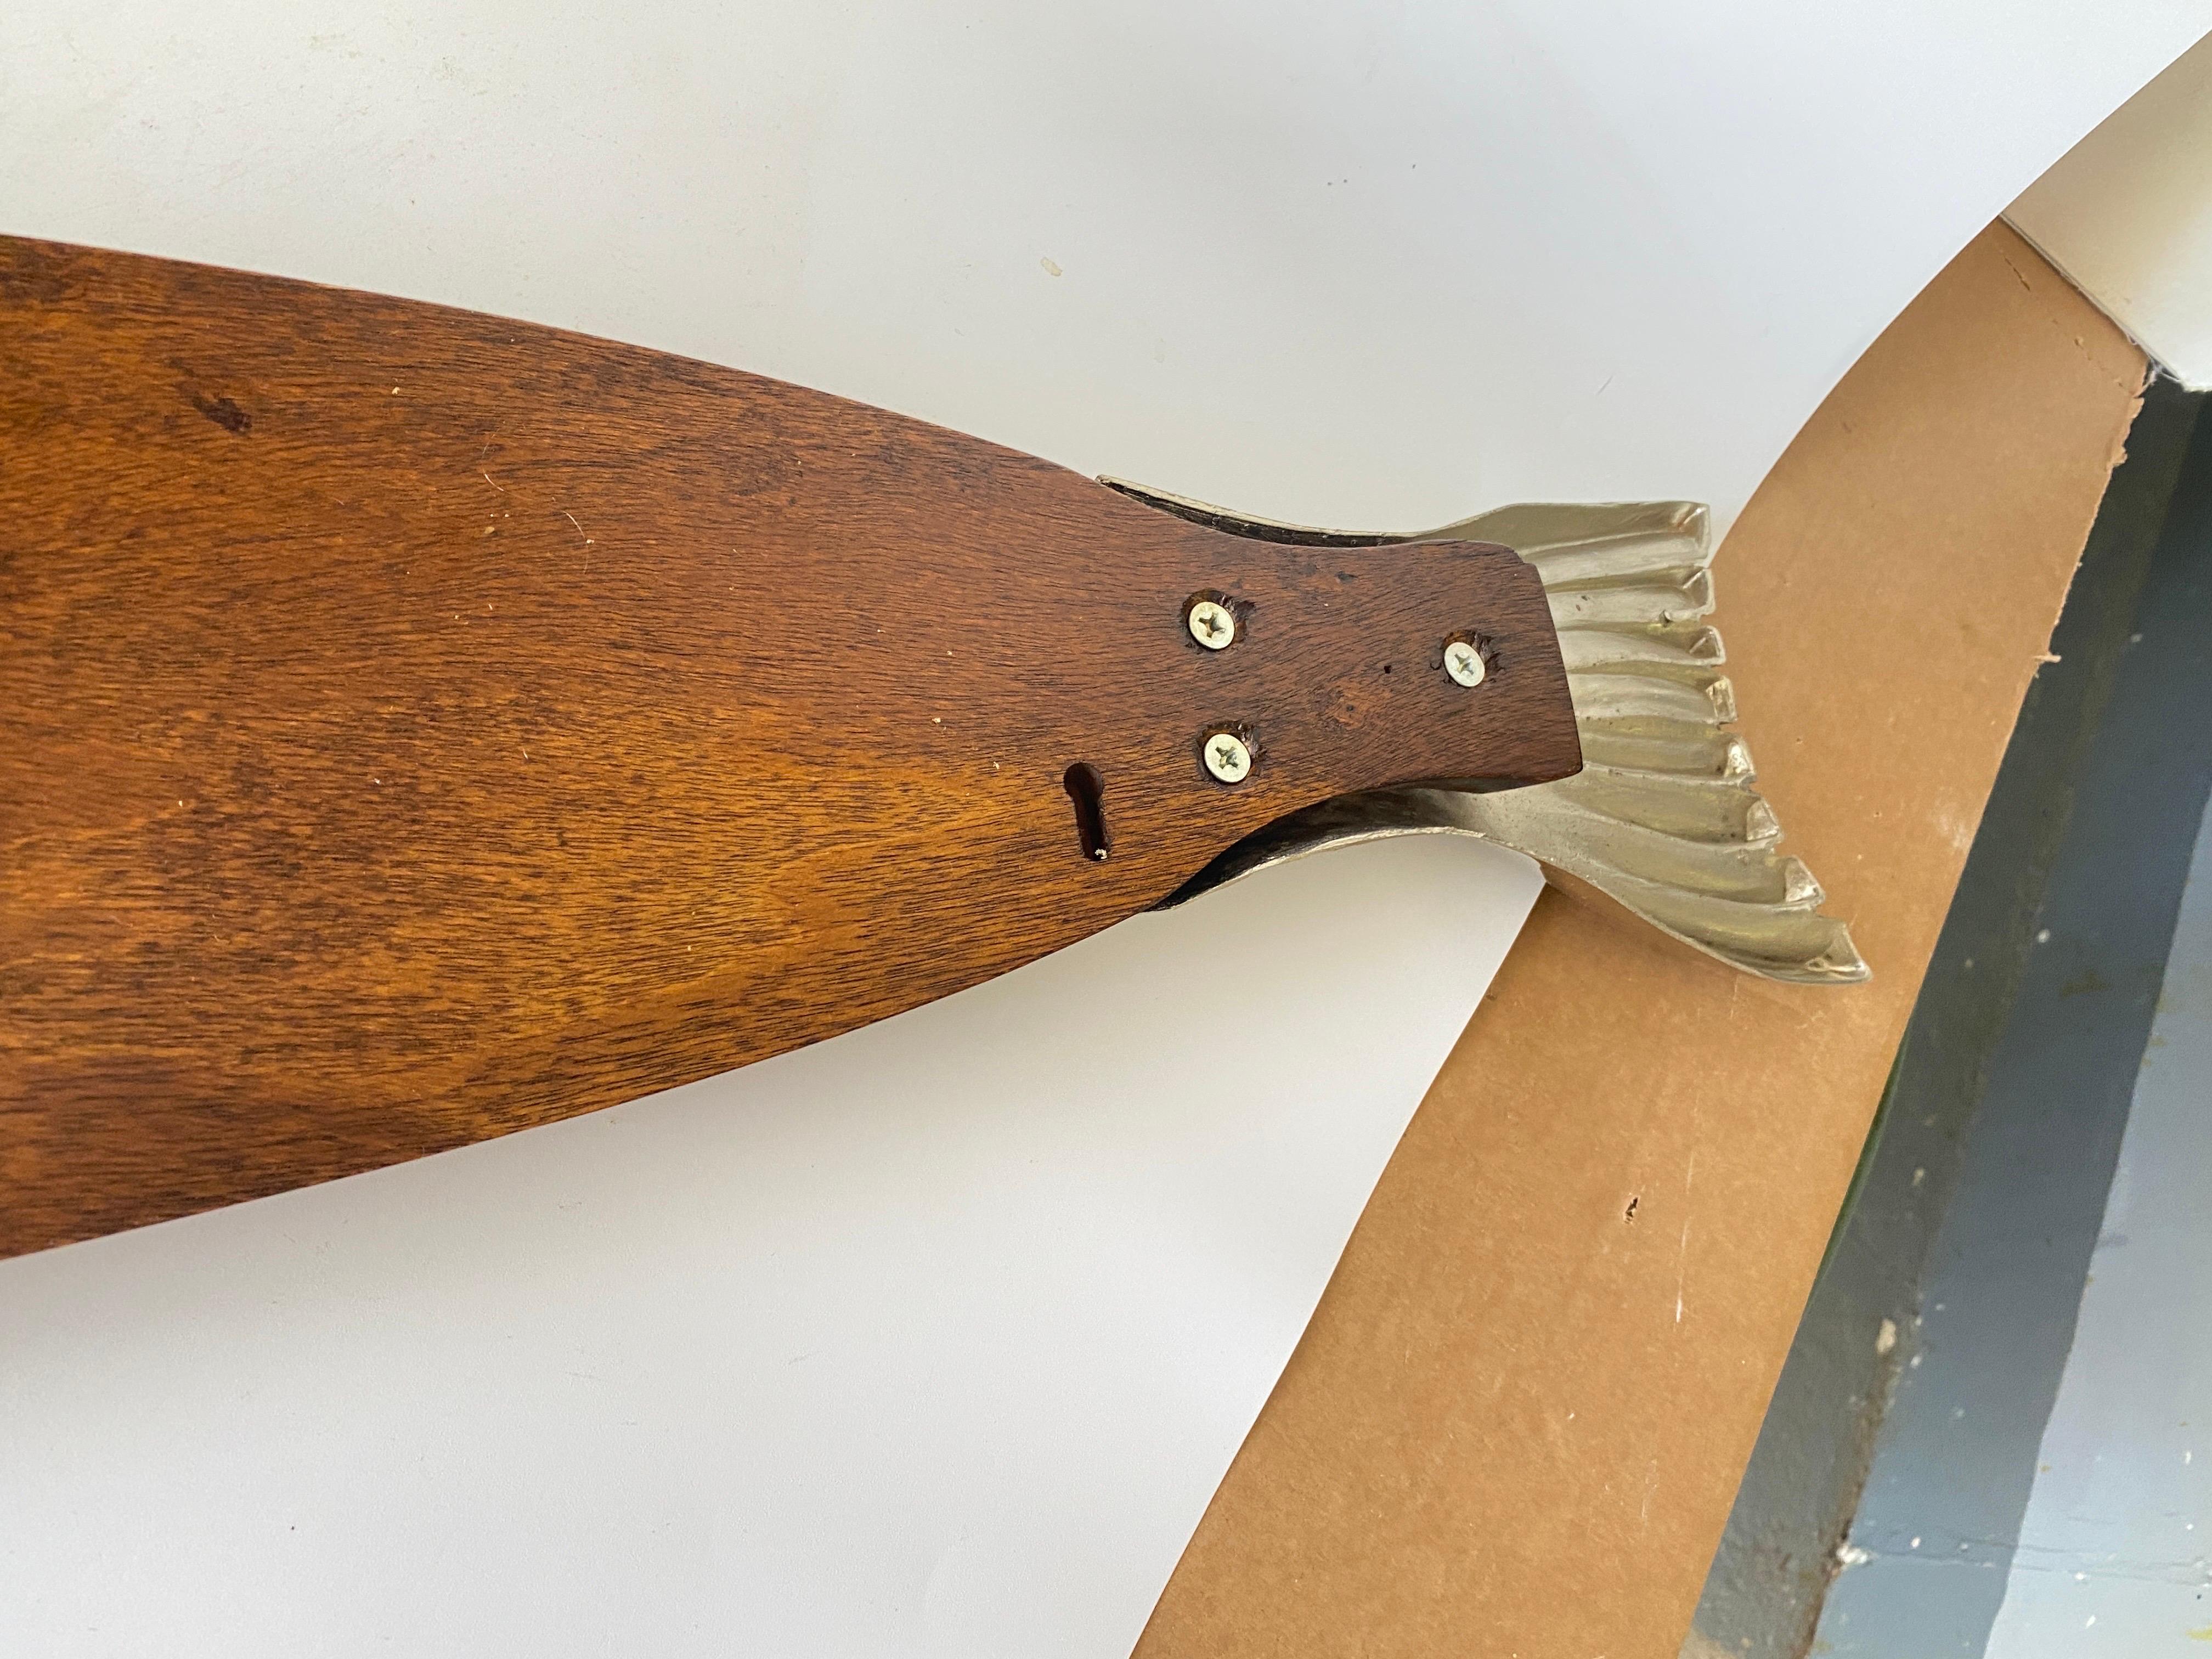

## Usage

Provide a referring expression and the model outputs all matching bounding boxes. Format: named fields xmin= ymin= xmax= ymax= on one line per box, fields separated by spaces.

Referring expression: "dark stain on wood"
xmin=188 ymin=390 xmax=252 ymax=433
xmin=0 ymin=236 xmax=1581 ymax=1256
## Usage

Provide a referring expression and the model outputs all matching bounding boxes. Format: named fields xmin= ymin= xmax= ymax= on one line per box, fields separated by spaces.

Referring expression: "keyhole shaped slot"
xmin=1064 ymin=763 xmax=1111 ymax=862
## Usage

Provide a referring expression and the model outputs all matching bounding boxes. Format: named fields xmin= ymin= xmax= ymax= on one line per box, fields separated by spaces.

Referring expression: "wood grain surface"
xmin=0 ymin=237 xmax=1578 ymax=1257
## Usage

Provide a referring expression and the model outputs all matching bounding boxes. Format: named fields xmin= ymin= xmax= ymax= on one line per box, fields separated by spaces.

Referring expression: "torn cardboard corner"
xmin=1135 ymin=221 xmax=2148 ymax=1659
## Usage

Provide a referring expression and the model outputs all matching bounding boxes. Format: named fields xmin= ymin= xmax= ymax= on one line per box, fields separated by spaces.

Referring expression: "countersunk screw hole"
xmin=1183 ymin=592 xmax=1240 ymax=650
xmin=1442 ymin=633 xmax=1492 ymax=688
xmin=1201 ymin=730 xmax=1254 ymax=785
xmin=1064 ymin=762 xmax=1111 ymax=861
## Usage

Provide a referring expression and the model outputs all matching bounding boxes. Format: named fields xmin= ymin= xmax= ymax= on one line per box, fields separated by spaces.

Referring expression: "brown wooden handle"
xmin=0 ymin=236 xmax=1579 ymax=1256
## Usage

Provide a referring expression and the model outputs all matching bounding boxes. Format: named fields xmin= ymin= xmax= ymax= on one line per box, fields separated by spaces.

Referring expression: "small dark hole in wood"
xmin=1064 ymin=763 xmax=1111 ymax=862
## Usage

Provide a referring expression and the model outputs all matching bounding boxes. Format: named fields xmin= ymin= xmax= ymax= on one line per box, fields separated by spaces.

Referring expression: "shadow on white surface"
xmin=2011 ymin=27 xmax=2212 ymax=391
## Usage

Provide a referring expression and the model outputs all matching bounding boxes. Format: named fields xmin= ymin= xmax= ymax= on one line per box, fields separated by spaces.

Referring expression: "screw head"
xmin=1443 ymin=637 xmax=1488 ymax=687
xmin=1187 ymin=599 xmax=1237 ymax=650
xmin=1201 ymin=730 xmax=1253 ymax=785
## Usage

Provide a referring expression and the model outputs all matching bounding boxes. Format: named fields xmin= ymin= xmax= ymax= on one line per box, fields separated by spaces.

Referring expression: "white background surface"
xmin=4 ymin=4 xmax=2211 ymax=1655
xmin=2012 ymin=29 xmax=2212 ymax=391
xmin=1 ymin=838 xmax=1541 ymax=1658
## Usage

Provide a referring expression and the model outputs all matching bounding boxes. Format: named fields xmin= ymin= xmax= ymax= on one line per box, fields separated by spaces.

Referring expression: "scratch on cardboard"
xmin=1676 ymin=1132 xmax=1698 ymax=1324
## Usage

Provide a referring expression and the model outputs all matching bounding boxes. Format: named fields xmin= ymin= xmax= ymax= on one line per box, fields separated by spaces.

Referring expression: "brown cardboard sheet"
xmin=1135 ymin=223 xmax=2149 ymax=1658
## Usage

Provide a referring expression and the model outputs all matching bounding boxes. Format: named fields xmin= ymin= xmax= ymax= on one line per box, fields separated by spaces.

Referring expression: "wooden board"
xmin=0 ymin=238 xmax=1578 ymax=1257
